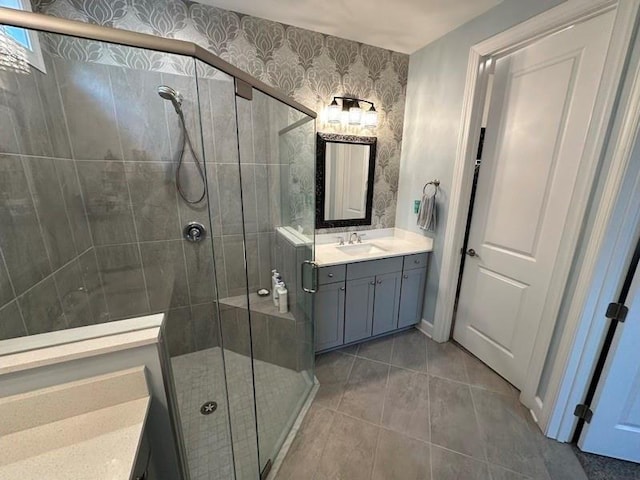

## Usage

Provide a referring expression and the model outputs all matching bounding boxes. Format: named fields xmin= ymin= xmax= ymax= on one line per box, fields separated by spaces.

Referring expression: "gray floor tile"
xmin=358 ymin=335 xmax=395 ymax=363
xmin=538 ymin=437 xmax=587 ymax=480
xmin=430 ymin=376 xmax=485 ymax=460
xmin=488 ymin=463 xmax=532 ymax=480
xmin=338 ymin=357 xmax=390 ymax=423
xmin=337 ymin=344 xmax=359 ymax=356
xmin=390 ymin=329 xmax=428 ymax=371
xmin=471 ymin=387 xmax=549 ymax=479
xmin=314 ymin=351 xmax=355 ymax=409
xmin=427 ymin=340 xmax=470 ymax=383
xmin=431 ymin=445 xmax=491 ymax=480
xmin=372 ymin=428 xmax=430 ymax=480
xmin=314 ymin=412 xmax=379 ymax=480
xmin=278 ymin=405 xmax=335 ymax=480
xmin=382 ymin=367 xmax=430 ymax=441
xmin=464 ymin=352 xmax=518 ymax=396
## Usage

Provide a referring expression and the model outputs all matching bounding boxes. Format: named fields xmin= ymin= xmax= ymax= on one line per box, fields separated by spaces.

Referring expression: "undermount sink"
xmin=336 ymin=242 xmax=388 ymax=256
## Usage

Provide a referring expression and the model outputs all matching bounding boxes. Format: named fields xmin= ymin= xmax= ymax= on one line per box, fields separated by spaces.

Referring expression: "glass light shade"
xmin=364 ymin=107 xmax=378 ymax=128
xmin=348 ymin=105 xmax=362 ymax=125
xmin=327 ymin=100 xmax=341 ymax=123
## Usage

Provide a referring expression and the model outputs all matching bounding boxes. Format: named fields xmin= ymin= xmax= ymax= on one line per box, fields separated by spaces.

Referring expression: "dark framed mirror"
xmin=316 ymin=133 xmax=377 ymax=229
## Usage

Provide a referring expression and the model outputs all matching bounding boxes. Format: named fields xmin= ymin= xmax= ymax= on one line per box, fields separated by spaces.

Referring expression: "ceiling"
xmin=199 ymin=0 xmax=503 ymax=54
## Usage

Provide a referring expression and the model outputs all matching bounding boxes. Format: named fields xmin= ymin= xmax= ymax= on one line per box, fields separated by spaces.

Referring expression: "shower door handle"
xmin=301 ymin=260 xmax=319 ymax=293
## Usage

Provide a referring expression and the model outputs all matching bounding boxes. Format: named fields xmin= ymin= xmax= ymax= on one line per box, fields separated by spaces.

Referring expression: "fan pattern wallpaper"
xmin=32 ymin=0 xmax=409 ymax=230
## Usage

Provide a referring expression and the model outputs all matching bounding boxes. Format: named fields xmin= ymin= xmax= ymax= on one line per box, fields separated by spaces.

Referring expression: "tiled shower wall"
xmin=33 ymin=0 xmax=410 ymax=231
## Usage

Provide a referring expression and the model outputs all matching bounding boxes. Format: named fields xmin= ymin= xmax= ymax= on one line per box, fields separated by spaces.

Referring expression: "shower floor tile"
xmin=172 ymin=347 xmax=312 ymax=480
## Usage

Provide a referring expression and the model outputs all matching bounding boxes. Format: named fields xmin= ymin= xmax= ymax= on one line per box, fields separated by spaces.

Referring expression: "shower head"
xmin=157 ymin=85 xmax=183 ymax=114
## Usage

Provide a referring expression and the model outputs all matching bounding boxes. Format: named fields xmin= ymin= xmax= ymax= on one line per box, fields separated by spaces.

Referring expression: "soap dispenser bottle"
xmin=271 ymin=270 xmax=281 ymax=306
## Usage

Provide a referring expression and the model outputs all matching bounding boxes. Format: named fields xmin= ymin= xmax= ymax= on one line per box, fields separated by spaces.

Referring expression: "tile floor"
xmin=172 ymin=347 xmax=313 ymax=480
xmin=277 ymin=328 xmax=589 ymax=480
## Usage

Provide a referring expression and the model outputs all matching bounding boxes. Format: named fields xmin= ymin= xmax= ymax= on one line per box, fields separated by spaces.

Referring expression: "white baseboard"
xmin=416 ymin=319 xmax=434 ymax=338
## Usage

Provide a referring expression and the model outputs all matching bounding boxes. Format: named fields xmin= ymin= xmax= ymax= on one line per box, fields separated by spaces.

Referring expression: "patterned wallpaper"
xmin=32 ymin=0 xmax=409 ymax=230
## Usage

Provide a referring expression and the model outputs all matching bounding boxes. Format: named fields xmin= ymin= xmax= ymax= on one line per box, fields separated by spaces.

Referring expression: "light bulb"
xmin=327 ymin=99 xmax=341 ymax=123
xmin=348 ymin=101 xmax=362 ymax=125
xmin=364 ymin=106 xmax=378 ymax=128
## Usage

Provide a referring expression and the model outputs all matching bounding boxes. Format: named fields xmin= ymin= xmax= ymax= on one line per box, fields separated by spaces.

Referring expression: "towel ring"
xmin=423 ymin=179 xmax=440 ymax=196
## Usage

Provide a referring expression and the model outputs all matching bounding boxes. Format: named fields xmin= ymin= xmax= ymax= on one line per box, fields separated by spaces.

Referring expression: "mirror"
xmin=316 ymin=133 xmax=377 ymax=229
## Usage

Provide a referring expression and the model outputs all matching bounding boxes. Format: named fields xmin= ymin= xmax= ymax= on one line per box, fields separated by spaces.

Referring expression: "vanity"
xmin=313 ymin=229 xmax=433 ymax=352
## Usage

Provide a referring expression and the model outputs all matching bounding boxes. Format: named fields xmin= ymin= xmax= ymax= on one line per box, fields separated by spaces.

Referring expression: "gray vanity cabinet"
xmin=344 ymin=276 xmax=376 ymax=343
xmin=398 ymin=267 xmax=427 ymax=328
xmin=371 ymin=271 xmax=402 ymax=335
xmin=314 ymin=280 xmax=346 ymax=351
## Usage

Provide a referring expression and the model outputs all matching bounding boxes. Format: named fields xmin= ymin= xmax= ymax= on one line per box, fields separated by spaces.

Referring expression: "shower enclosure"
xmin=0 ymin=7 xmax=316 ymax=480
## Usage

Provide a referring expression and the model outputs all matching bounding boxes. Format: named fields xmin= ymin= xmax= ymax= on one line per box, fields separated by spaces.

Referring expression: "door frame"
xmin=431 ymin=0 xmax=639 ymax=431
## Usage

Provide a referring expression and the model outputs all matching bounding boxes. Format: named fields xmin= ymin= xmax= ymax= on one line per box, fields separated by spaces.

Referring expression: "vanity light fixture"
xmin=326 ymin=96 xmax=378 ymax=128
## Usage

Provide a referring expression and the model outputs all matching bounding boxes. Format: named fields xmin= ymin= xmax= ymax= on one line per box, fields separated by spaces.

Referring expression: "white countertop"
xmin=315 ymin=228 xmax=433 ymax=266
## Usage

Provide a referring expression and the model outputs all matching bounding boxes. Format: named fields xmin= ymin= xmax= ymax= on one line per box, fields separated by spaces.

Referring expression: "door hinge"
xmin=605 ymin=302 xmax=628 ymax=323
xmin=574 ymin=403 xmax=593 ymax=423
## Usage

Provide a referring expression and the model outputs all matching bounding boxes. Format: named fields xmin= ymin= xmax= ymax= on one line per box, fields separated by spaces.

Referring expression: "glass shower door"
xmin=234 ymin=89 xmax=316 ymax=476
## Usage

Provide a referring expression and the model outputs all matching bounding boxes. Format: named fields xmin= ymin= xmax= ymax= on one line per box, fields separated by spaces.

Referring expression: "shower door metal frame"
xmin=0 ymin=6 xmax=316 ymax=119
xmin=0 ymin=6 xmax=317 ymax=480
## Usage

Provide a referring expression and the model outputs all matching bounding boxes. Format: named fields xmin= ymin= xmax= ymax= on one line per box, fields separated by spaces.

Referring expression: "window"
xmin=1 ymin=0 xmax=46 ymax=72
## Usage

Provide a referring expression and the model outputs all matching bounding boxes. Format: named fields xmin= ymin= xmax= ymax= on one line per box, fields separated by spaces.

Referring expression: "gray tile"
xmin=244 ymin=234 xmax=260 ymax=293
xmin=217 ymin=163 xmax=244 ymax=235
xmin=255 ymin=164 xmax=271 ymax=233
xmin=338 ymin=356 xmax=389 ymax=423
xmin=237 ymin=94 xmax=255 ymax=165
xmin=96 ymin=244 xmax=149 ymax=319
xmin=431 ymin=445 xmax=491 ymax=480
xmin=278 ymin=405 xmax=335 ymax=480
xmin=471 ymin=387 xmax=548 ymax=478
xmin=372 ymin=428 xmax=431 ymax=480
xmin=110 ymin=67 xmax=170 ymax=162
xmin=219 ymin=305 xmax=251 ymax=356
xmin=269 ymin=315 xmax=297 ymax=370
xmin=23 ymin=156 xmax=76 ymax=270
xmin=240 ymin=163 xmax=258 ymax=234
xmin=55 ymin=58 xmax=122 ymax=160
xmin=250 ymin=311 xmax=270 ymax=362
xmin=251 ymin=91 xmax=271 ymax=165
xmin=124 ymin=162 xmax=181 ymax=242
xmin=34 ymin=54 xmax=72 ymax=159
xmin=209 ymin=77 xmax=239 ymax=165
xmin=538 ymin=436 xmax=587 ymax=480
xmin=314 ymin=412 xmax=379 ymax=480
xmin=18 ymin=277 xmax=66 ymax=335
xmin=76 ymin=161 xmax=136 ymax=245
xmin=184 ymin=239 xmax=217 ymax=304
xmin=163 ymin=306 xmax=193 ymax=357
xmin=0 ymin=154 xmax=51 ymax=295
xmin=0 ymin=300 xmax=26 ymax=340
xmin=337 ymin=344 xmax=359 ymax=355
xmin=191 ymin=302 xmax=219 ymax=350
xmin=257 ymin=232 xmax=274 ymax=290
xmin=489 ymin=464 xmax=532 ymax=480
xmin=78 ymin=249 xmax=109 ymax=324
xmin=0 ymin=68 xmax=53 ymax=157
xmin=358 ymin=335 xmax=395 ymax=363
xmin=382 ymin=367 xmax=430 ymax=441
xmin=140 ymin=240 xmax=189 ymax=311
xmin=464 ymin=352 xmax=518 ymax=397
xmin=0 ymin=70 xmax=20 ymax=155
xmin=54 ymin=160 xmax=92 ymax=252
xmin=54 ymin=259 xmax=93 ymax=328
xmin=0 ymin=252 xmax=13 ymax=306
xmin=430 ymin=375 xmax=485 ymax=460
xmin=391 ymin=329 xmax=428 ymax=371
xmin=223 ymin=234 xmax=248 ymax=297
xmin=427 ymin=340 xmax=470 ymax=383
xmin=314 ymin=351 xmax=355 ymax=409
xmin=177 ymin=161 xmax=212 ymax=231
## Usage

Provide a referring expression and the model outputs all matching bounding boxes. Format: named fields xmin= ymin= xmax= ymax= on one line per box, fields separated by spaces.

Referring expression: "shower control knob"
xmin=184 ymin=222 xmax=206 ymax=242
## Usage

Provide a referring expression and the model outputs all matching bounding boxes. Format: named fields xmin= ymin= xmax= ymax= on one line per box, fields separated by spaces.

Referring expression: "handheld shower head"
xmin=157 ymin=85 xmax=183 ymax=114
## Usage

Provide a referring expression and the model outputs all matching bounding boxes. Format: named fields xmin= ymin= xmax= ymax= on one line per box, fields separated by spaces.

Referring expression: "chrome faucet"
xmin=336 ymin=236 xmax=345 ymax=246
xmin=348 ymin=232 xmax=358 ymax=244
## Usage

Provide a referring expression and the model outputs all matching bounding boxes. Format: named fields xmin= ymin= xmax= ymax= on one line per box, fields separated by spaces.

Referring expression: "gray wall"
xmin=33 ymin=0 xmax=410 ymax=232
xmin=395 ymin=0 xmax=565 ymax=326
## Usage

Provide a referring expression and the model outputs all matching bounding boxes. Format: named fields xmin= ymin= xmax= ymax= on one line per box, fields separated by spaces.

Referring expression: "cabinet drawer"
xmin=318 ymin=264 xmax=346 ymax=285
xmin=403 ymin=253 xmax=429 ymax=271
xmin=347 ymin=256 xmax=403 ymax=280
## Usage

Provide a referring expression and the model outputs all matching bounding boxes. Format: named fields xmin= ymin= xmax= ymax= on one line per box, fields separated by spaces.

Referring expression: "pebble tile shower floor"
xmin=277 ymin=329 xmax=590 ymax=480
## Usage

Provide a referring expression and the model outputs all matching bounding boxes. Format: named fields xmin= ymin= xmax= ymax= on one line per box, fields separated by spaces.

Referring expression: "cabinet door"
xmin=344 ymin=276 xmax=375 ymax=343
xmin=398 ymin=268 xmax=426 ymax=328
xmin=314 ymin=281 xmax=346 ymax=351
xmin=372 ymin=271 xmax=402 ymax=335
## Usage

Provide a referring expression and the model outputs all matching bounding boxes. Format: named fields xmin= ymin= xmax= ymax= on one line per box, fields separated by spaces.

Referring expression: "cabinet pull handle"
xmin=414 ymin=259 xmax=420 ymax=264
xmin=328 ymin=273 xmax=334 ymax=277
xmin=340 ymin=287 xmax=345 ymax=291
xmin=377 ymin=280 xmax=382 ymax=284
xmin=403 ymin=275 xmax=408 ymax=279
xmin=370 ymin=281 xmax=375 ymax=285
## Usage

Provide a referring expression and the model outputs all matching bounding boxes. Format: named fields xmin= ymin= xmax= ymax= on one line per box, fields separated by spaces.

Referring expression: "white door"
xmin=453 ymin=10 xmax=615 ymax=388
xmin=579 ymin=258 xmax=640 ymax=462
